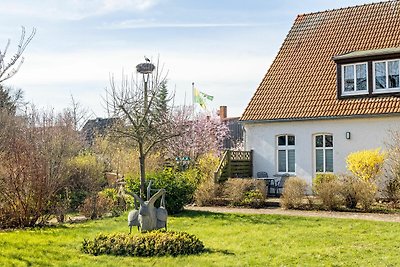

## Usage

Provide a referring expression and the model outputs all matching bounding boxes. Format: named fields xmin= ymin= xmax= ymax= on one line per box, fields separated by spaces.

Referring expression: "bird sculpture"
xmin=144 ymin=56 xmax=150 ymax=62
xmin=125 ymin=189 xmax=167 ymax=232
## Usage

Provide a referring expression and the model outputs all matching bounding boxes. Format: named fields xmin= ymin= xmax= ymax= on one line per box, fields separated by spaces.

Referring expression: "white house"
xmin=240 ymin=1 xmax=400 ymax=185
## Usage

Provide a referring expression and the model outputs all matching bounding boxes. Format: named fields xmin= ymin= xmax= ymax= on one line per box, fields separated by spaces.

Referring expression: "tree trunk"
xmin=139 ymin=144 xmax=146 ymax=199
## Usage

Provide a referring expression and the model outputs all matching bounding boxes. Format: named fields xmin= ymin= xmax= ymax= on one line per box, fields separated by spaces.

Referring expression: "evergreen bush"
xmin=82 ymin=230 xmax=205 ymax=257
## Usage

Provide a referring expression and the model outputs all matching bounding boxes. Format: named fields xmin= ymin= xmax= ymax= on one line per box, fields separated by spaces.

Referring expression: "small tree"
xmin=105 ymin=59 xmax=188 ymax=198
xmin=165 ymin=113 xmax=229 ymax=167
xmin=0 ymin=27 xmax=34 ymax=116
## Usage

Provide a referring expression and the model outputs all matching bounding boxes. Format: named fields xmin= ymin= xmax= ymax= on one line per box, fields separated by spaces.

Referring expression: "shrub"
xmin=194 ymin=179 xmax=221 ymax=206
xmin=194 ymin=154 xmax=221 ymax=206
xmin=242 ymin=190 xmax=265 ymax=208
xmin=222 ymin=178 xmax=266 ymax=207
xmin=67 ymin=153 xmax=106 ymax=211
xmin=313 ymin=173 xmax=337 ymax=187
xmin=281 ymin=177 xmax=307 ymax=209
xmin=354 ymin=180 xmax=376 ymax=210
xmin=382 ymin=172 xmax=400 ymax=205
xmin=125 ymin=168 xmax=196 ymax=214
xmin=0 ymin=110 xmax=82 ymax=228
xmin=99 ymin=188 xmax=126 ymax=216
xmin=382 ymin=131 xmax=400 ymax=205
xmin=79 ymin=193 xmax=114 ymax=219
xmin=313 ymin=174 xmax=343 ymax=210
xmin=340 ymin=175 xmax=359 ymax=209
xmin=81 ymin=230 xmax=205 ymax=257
xmin=339 ymin=175 xmax=376 ymax=210
xmin=346 ymin=148 xmax=385 ymax=182
xmin=197 ymin=153 xmax=220 ymax=182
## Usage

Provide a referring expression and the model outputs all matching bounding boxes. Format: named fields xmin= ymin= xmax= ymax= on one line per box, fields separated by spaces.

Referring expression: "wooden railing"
xmin=214 ymin=150 xmax=253 ymax=182
xmin=214 ymin=150 xmax=229 ymax=182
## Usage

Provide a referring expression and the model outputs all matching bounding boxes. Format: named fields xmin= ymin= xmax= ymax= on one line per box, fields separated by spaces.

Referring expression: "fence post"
xmin=250 ymin=150 xmax=253 ymax=177
xmin=227 ymin=150 xmax=232 ymax=178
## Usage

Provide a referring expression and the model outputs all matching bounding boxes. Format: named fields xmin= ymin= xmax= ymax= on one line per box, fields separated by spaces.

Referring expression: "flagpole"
xmin=192 ymin=82 xmax=195 ymax=117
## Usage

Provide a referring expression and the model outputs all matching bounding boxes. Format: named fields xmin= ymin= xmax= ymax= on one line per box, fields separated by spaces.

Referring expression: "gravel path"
xmin=185 ymin=206 xmax=400 ymax=223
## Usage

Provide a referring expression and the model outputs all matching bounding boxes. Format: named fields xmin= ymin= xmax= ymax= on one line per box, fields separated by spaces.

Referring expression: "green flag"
xmin=193 ymin=88 xmax=213 ymax=109
xmin=200 ymin=92 xmax=214 ymax=101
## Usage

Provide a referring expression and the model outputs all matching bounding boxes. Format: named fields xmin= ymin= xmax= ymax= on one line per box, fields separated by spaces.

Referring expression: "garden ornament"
xmin=120 ymin=182 xmax=168 ymax=233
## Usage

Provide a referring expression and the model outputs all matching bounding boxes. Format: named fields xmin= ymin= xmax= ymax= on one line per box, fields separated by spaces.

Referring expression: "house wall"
xmin=243 ymin=116 xmax=400 ymax=186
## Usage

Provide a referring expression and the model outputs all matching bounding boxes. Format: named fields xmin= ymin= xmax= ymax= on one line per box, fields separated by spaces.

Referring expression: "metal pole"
xmin=144 ymin=74 xmax=148 ymax=112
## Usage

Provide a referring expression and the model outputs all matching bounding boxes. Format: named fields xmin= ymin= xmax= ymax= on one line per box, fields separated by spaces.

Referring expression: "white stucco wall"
xmin=243 ymin=116 xmax=400 ymax=186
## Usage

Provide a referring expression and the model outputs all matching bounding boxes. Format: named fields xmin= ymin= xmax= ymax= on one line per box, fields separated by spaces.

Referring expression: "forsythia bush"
xmin=346 ymin=148 xmax=385 ymax=181
xmin=82 ymin=230 xmax=205 ymax=257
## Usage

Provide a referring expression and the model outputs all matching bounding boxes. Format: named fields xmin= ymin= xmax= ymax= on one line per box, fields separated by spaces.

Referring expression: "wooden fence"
xmin=214 ymin=150 xmax=253 ymax=182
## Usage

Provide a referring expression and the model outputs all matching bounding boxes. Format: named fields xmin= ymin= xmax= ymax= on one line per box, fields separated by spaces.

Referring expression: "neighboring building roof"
xmin=241 ymin=1 xmax=400 ymax=122
xmin=81 ymin=117 xmax=118 ymax=144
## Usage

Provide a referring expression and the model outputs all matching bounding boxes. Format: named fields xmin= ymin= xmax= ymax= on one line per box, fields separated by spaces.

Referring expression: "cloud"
xmin=101 ymin=19 xmax=262 ymax=29
xmin=0 ymin=0 xmax=159 ymax=20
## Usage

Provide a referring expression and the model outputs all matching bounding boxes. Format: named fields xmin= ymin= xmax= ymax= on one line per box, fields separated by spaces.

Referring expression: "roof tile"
xmin=241 ymin=1 xmax=400 ymax=121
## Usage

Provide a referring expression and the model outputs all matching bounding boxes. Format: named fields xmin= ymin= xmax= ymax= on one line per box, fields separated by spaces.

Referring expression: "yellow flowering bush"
xmin=346 ymin=148 xmax=385 ymax=182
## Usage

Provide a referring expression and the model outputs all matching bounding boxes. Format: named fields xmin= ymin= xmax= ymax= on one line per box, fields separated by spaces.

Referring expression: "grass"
xmin=1 ymin=210 xmax=400 ymax=266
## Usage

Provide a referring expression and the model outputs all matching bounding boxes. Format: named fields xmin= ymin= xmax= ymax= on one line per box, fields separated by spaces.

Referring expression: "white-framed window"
xmin=315 ymin=134 xmax=333 ymax=173
xmin=277 ymin=135 xmax=295 ymax=174
xmin=342 ymin=62 xmax=368 ymax=95
xmin=373 ymin=59 xmax=400 ymax=93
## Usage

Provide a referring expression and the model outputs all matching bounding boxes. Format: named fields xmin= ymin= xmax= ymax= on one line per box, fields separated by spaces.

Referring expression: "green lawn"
xmin=1 ymin=210 xmax=400 ymax=266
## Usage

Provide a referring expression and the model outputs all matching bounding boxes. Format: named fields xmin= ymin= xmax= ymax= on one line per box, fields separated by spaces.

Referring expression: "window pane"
xmin=278 ymin=136 xmax=286 ymax=146
xmin=388 ymin=61 xmax=399 ymax=88
xmin=325 ymin=135 xmax=333 ymax=147
xmin=375 ymin=62 xmax=387 ymax=89
xmin=316 ymin=149 xmax=324 ymax=172
xmin=288 ymin=149 xmax=295 ymax=172
xmin=356 ymin=64 xmax=367 ymax=91
xmin=343 ymin=65 xmax=354 ymax=92
xmin=278 ymin=150 xmax=286 ymax=172
xmin=315 ymin=135 xmax=323 ymax=147
xmin=325 ymin=149 xmax=333 ymax=172
xmin=288 ymin=135 xmax=295 ymax=146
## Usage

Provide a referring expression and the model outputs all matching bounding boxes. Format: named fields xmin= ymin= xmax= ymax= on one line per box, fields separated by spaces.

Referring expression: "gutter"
xmin=239 ymin=112 xmax=400 ymax=124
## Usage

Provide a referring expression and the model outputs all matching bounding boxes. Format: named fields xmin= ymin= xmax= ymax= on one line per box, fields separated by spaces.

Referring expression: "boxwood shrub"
xmin=82 ymin=230 xmax=204 ymax=257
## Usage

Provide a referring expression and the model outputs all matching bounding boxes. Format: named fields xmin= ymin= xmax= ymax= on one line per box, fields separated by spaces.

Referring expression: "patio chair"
xmin=274 ymin=175 xmax=290 ymax=196
xmin=256 ymin=171 xmax=268 ymax=178
xmin=256 ymin=171 xmax=275 ymax=196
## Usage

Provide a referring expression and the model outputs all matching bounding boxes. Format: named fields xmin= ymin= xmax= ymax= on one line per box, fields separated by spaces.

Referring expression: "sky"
xmin=0 ymin=0 xmax=378 ymax=118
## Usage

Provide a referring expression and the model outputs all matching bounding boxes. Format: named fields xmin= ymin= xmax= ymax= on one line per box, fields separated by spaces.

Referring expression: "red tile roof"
xmin=241 ymin=1 xmax=400 ymax=121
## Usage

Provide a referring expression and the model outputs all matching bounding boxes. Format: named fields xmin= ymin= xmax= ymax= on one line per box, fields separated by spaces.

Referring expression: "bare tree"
xmin=105 ymin=59 xmax=188 ymax=198
xmin=0 ymin=26 xmax=36 ymax=83
xmin=64 ymin=95 xmax=93 ymax=131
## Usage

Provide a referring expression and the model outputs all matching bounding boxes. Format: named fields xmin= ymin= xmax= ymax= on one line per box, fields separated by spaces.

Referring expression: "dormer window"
xmin=342 ymin=63 xmax=368 ymax=95
xmin=333 ymin=47 xmax=400 ymax=99
xmin=373 ymin=59 xmax=400 ymax=92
